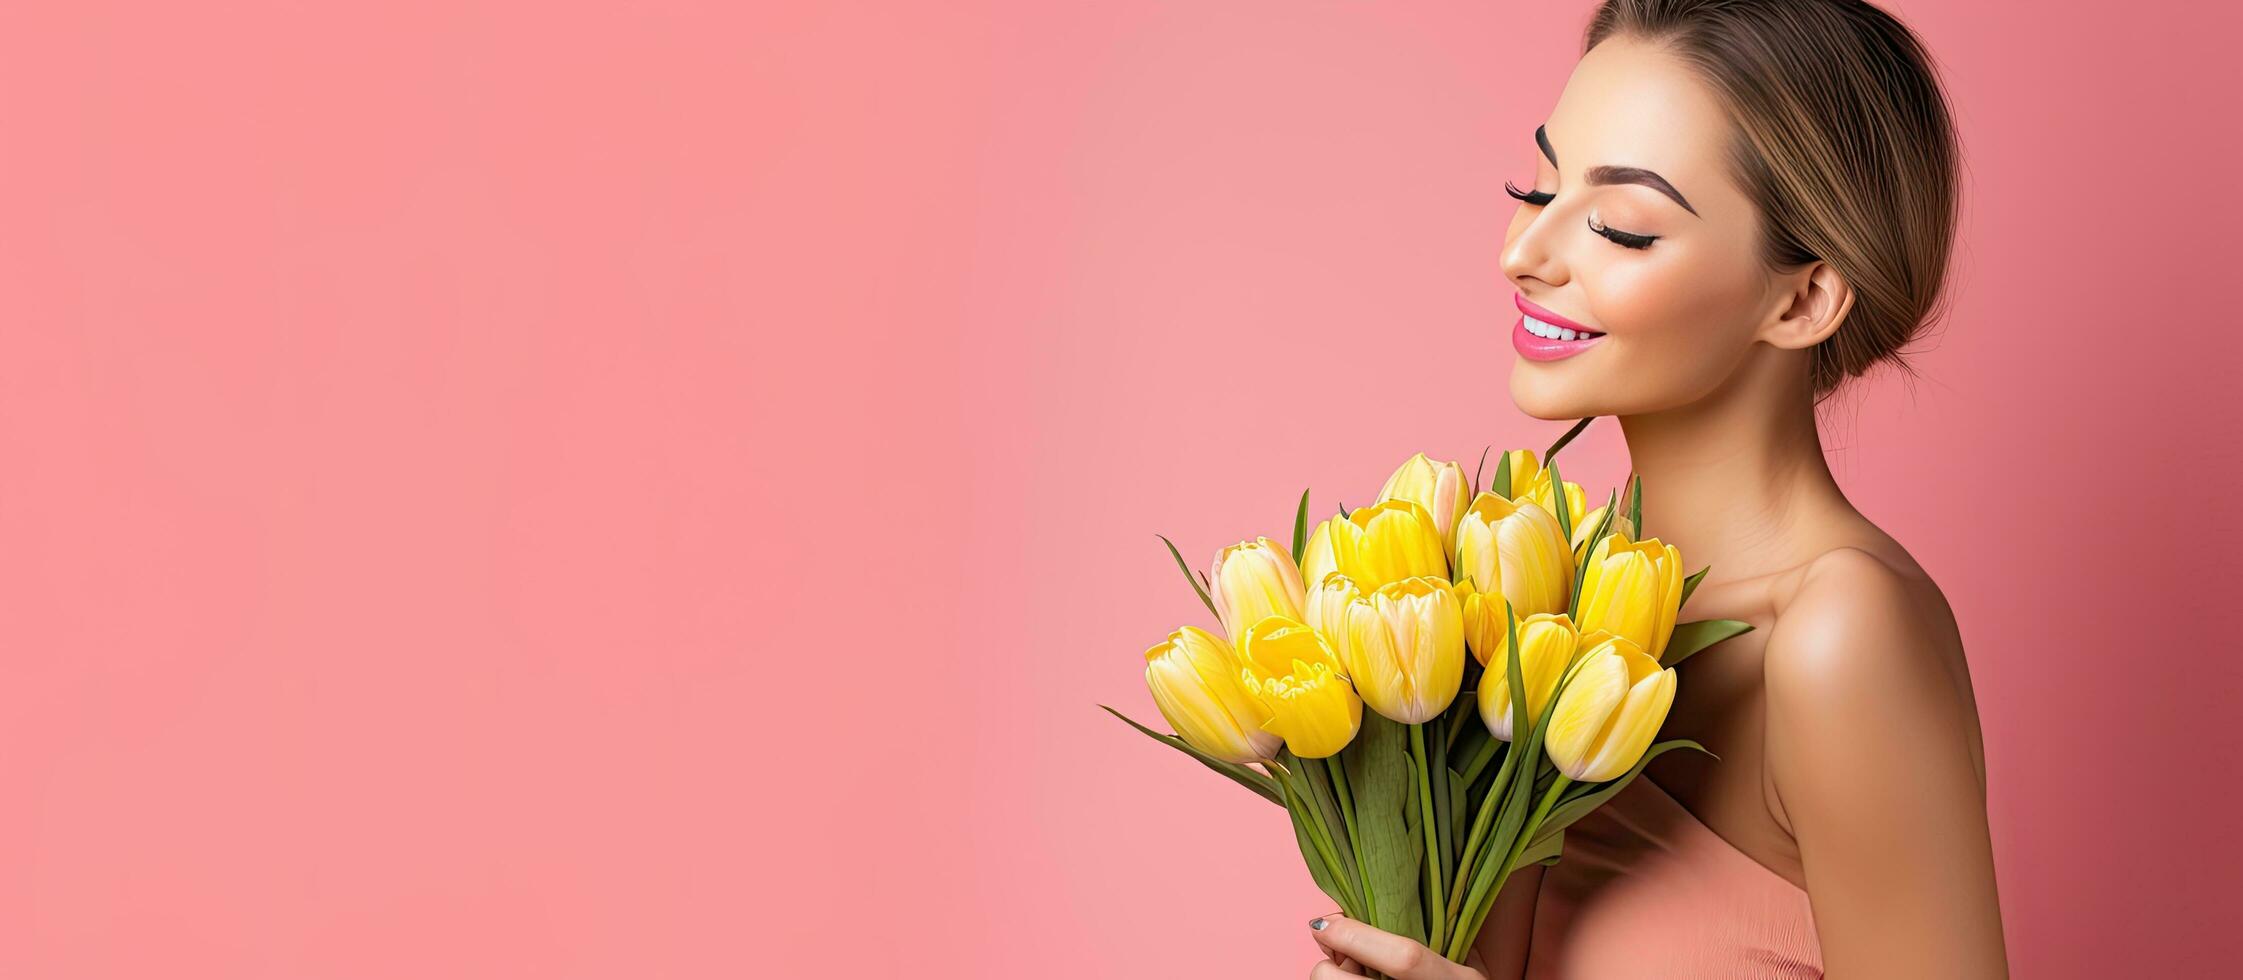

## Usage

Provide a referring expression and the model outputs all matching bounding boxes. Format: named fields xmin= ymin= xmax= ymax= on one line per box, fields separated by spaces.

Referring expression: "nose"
xmin=1500 ymin=204 xmax=1568 ymax=291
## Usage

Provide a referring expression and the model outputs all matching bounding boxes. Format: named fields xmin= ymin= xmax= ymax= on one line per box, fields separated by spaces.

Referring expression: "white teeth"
xmin=1524 ymin=315 xmax=1601 ymax=341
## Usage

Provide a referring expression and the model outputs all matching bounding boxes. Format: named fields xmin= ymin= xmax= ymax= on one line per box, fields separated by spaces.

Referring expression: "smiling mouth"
xmin=1521 ymin=314 xmax=1604 ymax=342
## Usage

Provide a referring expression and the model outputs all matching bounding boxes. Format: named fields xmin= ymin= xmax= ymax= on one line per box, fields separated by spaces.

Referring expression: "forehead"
xmin=1544 ymin=37 xmax=1742 ymax=205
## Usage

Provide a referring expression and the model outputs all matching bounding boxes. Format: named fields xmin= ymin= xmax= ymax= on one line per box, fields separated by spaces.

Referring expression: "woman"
xmin=1305 ymin=1 xmax=2007 ymax=976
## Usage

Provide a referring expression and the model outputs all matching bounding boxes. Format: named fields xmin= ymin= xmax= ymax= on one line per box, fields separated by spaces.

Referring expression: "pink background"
xmin=2 ymin=1 xmax=2237 ymax=976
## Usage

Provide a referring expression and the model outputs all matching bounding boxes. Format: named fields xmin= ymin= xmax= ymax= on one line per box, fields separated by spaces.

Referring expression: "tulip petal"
xmin=1544 ymin=649 xmax=1627 ymax=779
xmin=1143 ymin=626 xmax=1277 ymax=763
xmin=1652 ymin=541 xmax=1683 ymax=658
xmin=1578 ymin=667 xmax=1676 ymax=782
xmin=1212 ymin=537 xmax=1308 ymax=642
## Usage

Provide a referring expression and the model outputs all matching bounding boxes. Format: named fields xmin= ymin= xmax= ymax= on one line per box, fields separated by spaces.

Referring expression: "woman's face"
xmin=1503 ymin=37 xmax=1797 ymax=419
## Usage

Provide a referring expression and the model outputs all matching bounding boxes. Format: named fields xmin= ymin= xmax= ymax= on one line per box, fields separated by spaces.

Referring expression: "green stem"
xmin=1458 ymin=733 xmax=1501 ymax=788
xmin=1448 ymin=775 xmax=1571 ymax=961
xmin=1542 ymin=415 xmax=1594 ymax=463
xmin=1410 ymin=724 xmax=1448 ymax=954
xmin=1325 ymin=756 xmax=1376 ymax=927
xmin=1432 ymin=721 xmax=1456 ymax=865
xmin=1443 ymin=741 xmax=1520 ymax=932
xmin=1281 ymin=763 xmax=1360 ymax=914
xmin=1443 ymin=700 xmax=1468 ymax=753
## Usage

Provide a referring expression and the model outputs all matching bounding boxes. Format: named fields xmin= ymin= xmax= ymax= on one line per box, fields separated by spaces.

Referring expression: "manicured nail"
xmin=1309 ymin=917 xmax=1328 ymax=931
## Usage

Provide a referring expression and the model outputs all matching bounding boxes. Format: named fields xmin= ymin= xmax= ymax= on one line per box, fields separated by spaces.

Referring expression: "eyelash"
xmin=1505 ymin=180 xmax=1662 ymax=250
xmin=1503 ymin=180 xmax=1553 ymax=207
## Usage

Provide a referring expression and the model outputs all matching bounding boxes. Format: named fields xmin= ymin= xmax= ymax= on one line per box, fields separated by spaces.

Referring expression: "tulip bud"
xmin=1237 ymin=616 xmax=1363 ymax=758
xmin=1210 ymin=537 xmax=1307 ymax=641
xmin=1575 ymin=535 xmax=1685 ymax=660
xmin=1323 ymin=576 xmax=1468 ymax=724
xmin=1453 ymin=492 xmax=1574 ymax=617
xmin=1144 ymin=625 xmax=1282 ymax=764
xmin=1378 ymin=452 xmax=1471 ymax=548
xmin=1302 ymin=570 xmax=1363 ymax=638
xmin=1543 ymin=634 xmax=1676 ymax=782
xmin=1319 ymin=499 xmax=1448 ymax=592
xmin=1496 ymin=449 xmax=1542 ymax=500
xmin=1472 ymin=612 xmax=1580 ymax=741
xmin=1299 ymin=520 xmax=1337 ymax=594
xmin=1568 ymin=506 xmax=1636 ymax=559
xmin=1518 ymin=470 xmax=1589 ymax=534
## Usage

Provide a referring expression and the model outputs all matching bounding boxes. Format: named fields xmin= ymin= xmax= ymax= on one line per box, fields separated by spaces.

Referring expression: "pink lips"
xmin=1511 ymin=295 xmax=1606 ymax=362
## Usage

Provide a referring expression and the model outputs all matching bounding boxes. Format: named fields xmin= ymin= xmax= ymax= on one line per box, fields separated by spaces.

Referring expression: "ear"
xmin=1760 ymin=261 xmax=1854 ymax=350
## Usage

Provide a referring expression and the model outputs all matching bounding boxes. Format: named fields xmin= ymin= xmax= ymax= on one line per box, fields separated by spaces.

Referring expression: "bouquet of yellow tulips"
xmin=1105 ymin=421 xmax=1753 ymax=971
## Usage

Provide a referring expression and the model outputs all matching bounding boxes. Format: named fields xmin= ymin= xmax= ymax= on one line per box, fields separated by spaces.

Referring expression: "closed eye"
xmin=1588 ymin=215 xmax=1659 ymax=250
xmin=1504 ymin=180 xmax=1554 ymax=207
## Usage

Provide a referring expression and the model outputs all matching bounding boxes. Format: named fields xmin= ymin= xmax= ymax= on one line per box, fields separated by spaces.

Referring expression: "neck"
xmin=1614 ymin=350 xmax=1853 ymax=585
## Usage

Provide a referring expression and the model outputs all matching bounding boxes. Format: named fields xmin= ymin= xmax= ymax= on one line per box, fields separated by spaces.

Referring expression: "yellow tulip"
xmin=1472 ymin=612 xmax=1580 ymax=741
xmin=1495 ymin=448 xmax=1542 ymax=500
xmin=1237 ymin=616 xmax=1363 ymax=758
xmin=1299 ymin=520 xmax=1336 ymax=593
xmin=1144 ymin=625 xmax=1281 ymax=764
xmin=1210 ymin=536 xmax=1306 ymax=641
xmin=1453 ymin=491 xmax=1574 ymax=617
xmin=1575 ymin=534 xmax=1685 ymax=660
xmin=1323 ymin=576 xmax=1468 ymax=724
xmin=1301 ymin=570 xmax=1362 ymax=638
xmin=1518 ymin=469 xmax=1588 ymax=534
xmin=1317 ymin=499 xmax=1448 ymax=591
xmin=1543 ymin=633 xmax=1676 ymax=782
xmin=1567 ymin=505 xmax=1635 ymax=558
xmin=1378 ymin=452 xmax=1470 ymax=547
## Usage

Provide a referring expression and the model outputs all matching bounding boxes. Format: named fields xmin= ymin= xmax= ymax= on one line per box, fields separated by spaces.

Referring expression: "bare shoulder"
xmin=1763 ymin=545 xmax=1958 ymax=698
xmin=1751 ymin=551 xmax=2007 ymax=975
xmin=1760 ymin=544 xmax=1985 ymax=790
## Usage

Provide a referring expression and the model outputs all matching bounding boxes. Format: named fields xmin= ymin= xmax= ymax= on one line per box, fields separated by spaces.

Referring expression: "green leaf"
xmin=1458 ymin=743 xmax=1539 ymax=945
xmin=1531 ymin=740 xmax=1714 ymax=847
xmin=1287 ymin=784 xmax=1354 ymax=910
xmin=1546 ymin=460 xmax=1572 ymax=545
xmin=1291 ymin=488 xmax=1312 ymax=561
xmin=1516 ymin=828 xmax=1564 ymax=867
xmin=1678 ymin=565 xmax=1710 ymax=607
xmin=1325 ymin=755 xmax=1372 ymax=914
xmin=1157 ymin=534 xmax=1222 ymax=620
xmin=1100 ymin=705 xmax=1281 ymax=806
xmin=1566 ymin=489 xmax=1618 ymax=619
xmin=1491 ymin=451 xmax=1513 ymax=501
xmin=1661 ymin=618 xmax=1754 ymax=668
xmin=1297 ymin=750 xmax=1358 ymax=877
xmin=1504 ymin=600 xmax=1530 ymax=771
xmin=1341 ymin=713 xmax=1425 ymax=941
xmin=1471 ymin=445 xmax=1492 ymax=497
xmin=1543 ymin=416 xmax=1595 ymax=463
xmin=1447 ymin=766 xmax=1470 ymax=867
xmin=1626 ymin=472 xmax=1643 ymax=537
xmin=1429 ymin=725 xmax=1455 ymax=863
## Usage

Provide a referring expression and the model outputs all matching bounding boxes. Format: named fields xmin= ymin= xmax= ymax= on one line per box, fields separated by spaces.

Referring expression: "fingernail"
xmin=1309 ymin=918 xmax=1327 ymax=931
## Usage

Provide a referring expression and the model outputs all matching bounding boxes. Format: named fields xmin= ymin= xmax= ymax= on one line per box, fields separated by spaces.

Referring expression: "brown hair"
xmin=1585 ymin=0 xmax=1960 ymax=400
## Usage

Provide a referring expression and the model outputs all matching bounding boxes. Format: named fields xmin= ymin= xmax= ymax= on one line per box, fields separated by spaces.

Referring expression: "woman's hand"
xmin=1306 ymin=914 xmax=1490 ymax=979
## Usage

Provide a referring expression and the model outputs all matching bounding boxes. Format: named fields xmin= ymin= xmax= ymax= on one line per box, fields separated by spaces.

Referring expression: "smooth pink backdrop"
xmin=2 ymin=2 xmax=2237 ymax=977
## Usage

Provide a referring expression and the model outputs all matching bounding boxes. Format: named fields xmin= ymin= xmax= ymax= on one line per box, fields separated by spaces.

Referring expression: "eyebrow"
xmin=1533 ymin=124 xmax=1701 ymax=218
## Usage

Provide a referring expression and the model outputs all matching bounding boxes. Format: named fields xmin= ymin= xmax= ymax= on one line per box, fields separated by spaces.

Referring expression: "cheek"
xmin=1589 ymin=245 xmax=1763 ymax=355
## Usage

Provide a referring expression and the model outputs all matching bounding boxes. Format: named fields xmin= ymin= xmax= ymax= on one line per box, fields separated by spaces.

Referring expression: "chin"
xmin=1509 ymin=361 xmax=1607 ymax=420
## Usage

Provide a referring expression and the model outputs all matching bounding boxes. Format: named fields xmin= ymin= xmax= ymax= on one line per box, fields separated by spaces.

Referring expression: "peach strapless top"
xmin=1525 ymin=776 xmax=1822 ymax=979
